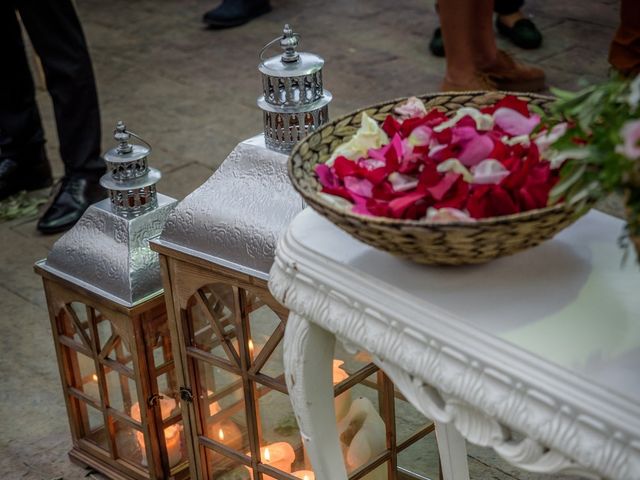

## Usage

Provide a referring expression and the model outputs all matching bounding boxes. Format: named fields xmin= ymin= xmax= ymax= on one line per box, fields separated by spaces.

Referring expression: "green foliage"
xmin=545 ymin=76 xmax=640 ymax=240
xmin=0 ymin=191 xmax=47 ymax=222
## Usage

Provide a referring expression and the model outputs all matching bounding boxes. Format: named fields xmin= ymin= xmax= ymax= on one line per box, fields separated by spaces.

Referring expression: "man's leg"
xmin=0 ymin=3 xmax=52 ymax=200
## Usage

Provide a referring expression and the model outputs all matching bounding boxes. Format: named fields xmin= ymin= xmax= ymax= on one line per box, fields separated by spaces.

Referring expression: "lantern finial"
xmin=280 ymin=24 xmax=300 ymax=63
xmin=114 ymin=120 xmax=133 ymax=154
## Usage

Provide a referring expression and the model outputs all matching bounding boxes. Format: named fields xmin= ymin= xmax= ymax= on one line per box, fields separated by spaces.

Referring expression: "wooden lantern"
xmin=35 ymin=123 xmax=189 ymax=480
xmin=150 ymin=136 xmax=437 ymax=480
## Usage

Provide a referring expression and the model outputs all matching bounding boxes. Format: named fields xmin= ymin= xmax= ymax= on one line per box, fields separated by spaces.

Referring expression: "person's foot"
xmin=479 ymin=49 xmax=545 ymax=91
xmin=0 ymin=145 xmax=53 ymax=201
xmin=203 ymin=0 xmax=271 ymax=29
xmin=429 ymin=27 xmax=445 ymax=57
xmin=37 ymin=175 xmax=105 ymax=234
xmin=495 ymin=12 xmax=542 ymax=50
xmin=440 ymin=72 xmax=497 ymax=92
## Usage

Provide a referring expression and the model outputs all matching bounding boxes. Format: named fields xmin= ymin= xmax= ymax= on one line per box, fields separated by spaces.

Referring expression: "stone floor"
xmin=0 ymin=0 xmax=621 ymax=478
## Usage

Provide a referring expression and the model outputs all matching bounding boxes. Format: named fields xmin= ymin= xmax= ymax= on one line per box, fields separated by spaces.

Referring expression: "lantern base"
xmin=68 ymin=445 xmax=190 ymax=480
xmin=39 ymin=193 xmax=177 ymax=307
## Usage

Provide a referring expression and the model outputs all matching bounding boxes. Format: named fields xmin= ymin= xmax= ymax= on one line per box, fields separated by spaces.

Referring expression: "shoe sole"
xmin=203 ymin=5 xmax=271 ymax=29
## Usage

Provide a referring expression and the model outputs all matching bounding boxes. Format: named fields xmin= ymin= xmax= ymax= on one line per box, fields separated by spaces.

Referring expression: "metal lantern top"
xmin=101 ymin=121 xmax=162 ymax=218
xmin=258 ymin=25 xmax=332 ymax=153
xmin=37 ymin=121 xmax=177 ymax=306
xmin=154 ymin=135 xmax=305 ymax=279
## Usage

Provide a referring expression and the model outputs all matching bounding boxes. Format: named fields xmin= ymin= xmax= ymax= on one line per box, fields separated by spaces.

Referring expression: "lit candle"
xmin=248 ymin=338 xmax=255 ymax=356
xmin=130 ymin=398 xmax=183 ymax=467
xmin=245 ymin=442 xmax=295 ymax=480
xmin=333 ymin=360 xmax=352 ymax=421
xmin=293 ymin=470 xmax=315 ymax=480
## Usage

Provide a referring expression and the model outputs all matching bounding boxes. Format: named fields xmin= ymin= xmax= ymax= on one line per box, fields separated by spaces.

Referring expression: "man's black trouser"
xmin=0 ymin=0 xmax=103 ymax=176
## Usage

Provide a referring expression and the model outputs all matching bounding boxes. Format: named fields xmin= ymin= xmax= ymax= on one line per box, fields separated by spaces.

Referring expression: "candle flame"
xmin=304 ymin=476 xmax=309 ymax=480
xmin=218 ymin=428 xmax=225 ymax=441
xmin=248 ymin=339 xmax=254 ymax=353
xmin=92 ymin=373 xmax=98 ymax=382
xmin=264 ymin=447 xmax=271 ymax=461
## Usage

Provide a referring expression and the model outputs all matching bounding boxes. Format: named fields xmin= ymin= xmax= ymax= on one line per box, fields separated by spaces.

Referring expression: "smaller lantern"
xmin=35 ymin=122 xmax=187 ymax=480
xmin=258 ymin=24 xmax=332 ymax=153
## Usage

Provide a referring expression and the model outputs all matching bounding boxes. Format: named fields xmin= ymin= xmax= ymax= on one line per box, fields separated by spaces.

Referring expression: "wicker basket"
xmin=289 ymin=91 xmax=584 ymax=265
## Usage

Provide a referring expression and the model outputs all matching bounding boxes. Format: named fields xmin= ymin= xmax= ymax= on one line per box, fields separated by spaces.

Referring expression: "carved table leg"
xmin=283 ymin=312 xmax=349 ymax=480
xmin=435 ymin=421 xmax=470 ymax=480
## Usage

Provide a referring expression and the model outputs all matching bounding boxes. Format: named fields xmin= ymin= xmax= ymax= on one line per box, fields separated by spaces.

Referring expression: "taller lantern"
xmin=258 ymin=24 xmax=332 ymax=153
xmin=151 ymin=25 xmax=438 ymax=480
xmin=35 ymin=123 xmax=189 ymax=480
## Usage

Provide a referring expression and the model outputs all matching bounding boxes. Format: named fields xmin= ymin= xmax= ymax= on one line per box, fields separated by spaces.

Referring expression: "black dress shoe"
xmin=203 ymin=0 xmax=271 ymax=29
xmin=429 ymin=27 xmax=445 ymax=57
xmin=37 ymin=175 xmax=105 ymax=234
xmin=0 ymin=145 xmax=53 ymax=201
xmin=496 ymin=17 xmax=543 ymax=50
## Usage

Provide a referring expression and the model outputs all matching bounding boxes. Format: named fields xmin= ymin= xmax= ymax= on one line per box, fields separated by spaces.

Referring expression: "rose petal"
xmin=328 ymin=112 xmax=390 ymax=165
xmin=458 ymin=135 xmax=494 ymax=167
xmin=315 ymin=163 xmax=338 ymax=188
xmin=395 ymin=96 xmax=428 ymax=118
xmin=427 ymin=172 xmax=460 ymax=201
xmin=344 ymin=176 xmax=374 ymax=198
xmin=425 ymin=207 xmax=475 ymax=223
xmin=534 ymin=122 xmax=568 ymax=154
xmin=493 ymin=107 xmax=540 ymax=136
xmin=436 ymin=159 xmax=473 ymax=182
xmin=617 ymin=119 xmax=640 ymax=159
xmin=388 ymin=191 xmax=428 ymax=218
xmin=471 ymin=159 xmax=511 ymax=185
xmin=408 ymin=125 xmax=432 ymax=146
xmin=388 ymin=172 xmax=419 ymax=192
xmin=433 ymin=107 xmax=494 ymax=132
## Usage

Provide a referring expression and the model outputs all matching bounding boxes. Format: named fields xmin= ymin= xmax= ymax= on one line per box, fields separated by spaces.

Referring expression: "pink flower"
xmin=617 ymin=119 xmax=640 ymax=160
xmin=458 ymin=134 xmax=494 ymax=167
xmin=493 ymin=107 xmax=541 ymax=136
xmin=344 ymin=176 xmax=374 ymax=198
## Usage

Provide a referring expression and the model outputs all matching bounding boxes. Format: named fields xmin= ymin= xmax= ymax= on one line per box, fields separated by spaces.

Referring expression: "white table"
xmin=268 ymin=208 xmax=640 ymax=480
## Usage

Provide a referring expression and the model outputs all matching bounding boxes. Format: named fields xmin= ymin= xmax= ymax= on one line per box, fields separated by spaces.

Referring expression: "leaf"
xmin=0 ymin=191 xmax=47 ymax=222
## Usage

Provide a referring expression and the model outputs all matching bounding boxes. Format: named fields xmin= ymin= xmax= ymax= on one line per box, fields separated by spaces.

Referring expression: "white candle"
xmin=130 ymin=398 xmax=183 ymax=467
xmin=293 ymin=470 xmax=315 ymax=480
xmin=245 ymin=442 xmax=295 ymax=480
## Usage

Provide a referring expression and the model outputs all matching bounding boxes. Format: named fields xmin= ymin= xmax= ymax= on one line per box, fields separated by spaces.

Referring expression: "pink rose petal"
xmin=458 ymin=135 xmax=494 ymax=167
xmin=471 ymin=159 xmax=510 ymax=185
xmin=493 ymin=107 xmax=541 ymax=136
xmin=344 ymin=176 xmax=374 ymax=198
xmin=427 ymin=172 xmax=460 ymax=200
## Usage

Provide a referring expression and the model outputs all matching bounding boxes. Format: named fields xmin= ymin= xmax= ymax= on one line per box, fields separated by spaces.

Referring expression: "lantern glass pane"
xmin=256 ymin=388 xmax=305 ymax=472
xmin=63 ymin=345 xmax=100 ymax=401
xmin=188 ymin=284 xmax=239 ymax=365
xmin=156 ymin=371 xmax=178 ymax=400
xmin=105 ymin=367 xmax=138 ymax=416
xmin=59 ymin=303 xmax=92 ymax=349
xmin=151 ymin=320 xmax=173 ymax=369
xmin=246 ymin=293 xmax=284 ymax=379
xmin=204 ymin=447 xmax=250 ymax=480
xmin=394 ymin=394 xmax=432 ymax=445
xmin=113 ymin=417 xmax=147 ymax=468
xmin=95 ymin=310 xmax=113 ymax=350
xmin=397 ymin=433 xmax=440 ymax=480
xmin=195 ymin=360 xmax=248 ymax=453
xmin=98 ymin=319 xmax=135 ymax=374
xmin=78 ymin=400 xmax=108 ymax=450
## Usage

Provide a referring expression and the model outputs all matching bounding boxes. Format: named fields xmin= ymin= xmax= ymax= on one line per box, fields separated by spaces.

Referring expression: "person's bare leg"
xmin=439 ymin=0 xmax=496 ymax=90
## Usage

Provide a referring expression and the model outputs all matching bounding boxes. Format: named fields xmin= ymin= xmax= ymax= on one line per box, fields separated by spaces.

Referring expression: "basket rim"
xmin=288 ymin=90 xmax=566 ymax=229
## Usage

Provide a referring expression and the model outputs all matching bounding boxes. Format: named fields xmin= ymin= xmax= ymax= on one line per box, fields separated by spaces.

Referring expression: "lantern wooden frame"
xmin=152 ymin=243 xmax=439 ymax=480
xmin=35 ymin=265 xmax=190 ymax=480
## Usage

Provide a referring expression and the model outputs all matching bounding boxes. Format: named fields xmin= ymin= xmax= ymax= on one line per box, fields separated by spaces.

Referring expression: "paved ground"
xmin=0 ymin=0 xmax=621 ymax=478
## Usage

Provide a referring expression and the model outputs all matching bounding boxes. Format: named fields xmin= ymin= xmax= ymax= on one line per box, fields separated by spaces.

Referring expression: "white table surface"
xmin=270 ymin=207 xmax=640 ymax=480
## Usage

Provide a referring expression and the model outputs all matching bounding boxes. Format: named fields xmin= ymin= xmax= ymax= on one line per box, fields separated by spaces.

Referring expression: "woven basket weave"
xmin=289 ymin=91 xmax=584 ymax=265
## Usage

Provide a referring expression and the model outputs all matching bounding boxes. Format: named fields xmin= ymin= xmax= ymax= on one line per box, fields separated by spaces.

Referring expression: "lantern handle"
xmin=259 ymin=24 xmax=301 ymax=64
xmin=113 ymin=121 xmax=152 ymax=154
